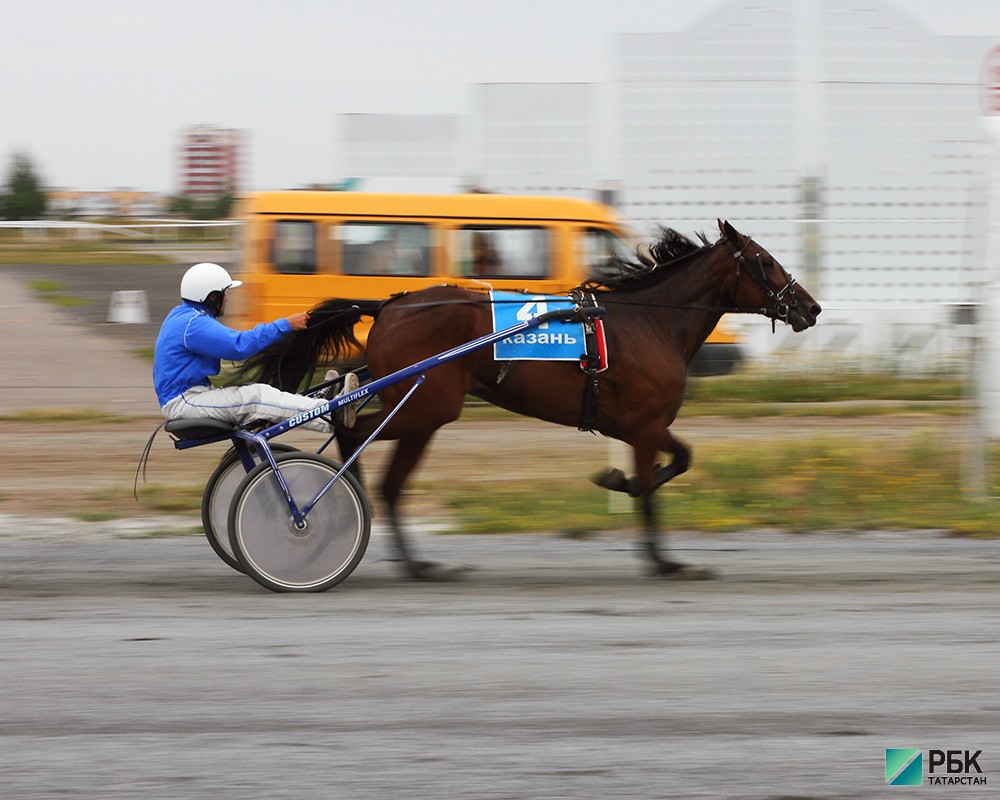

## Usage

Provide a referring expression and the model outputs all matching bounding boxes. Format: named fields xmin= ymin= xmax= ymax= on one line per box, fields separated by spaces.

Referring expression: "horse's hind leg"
xmin=380 ymin=433 xmax=430 ymax=577
xmin=380 ymin=432 xmax=465 ymax=580
xmin=335 ymin=424 xmax=366 ymax=484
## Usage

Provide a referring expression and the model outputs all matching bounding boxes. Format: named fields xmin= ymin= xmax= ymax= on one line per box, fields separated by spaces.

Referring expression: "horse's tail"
xmin=237 ymin=298 xmax=382 ymax=391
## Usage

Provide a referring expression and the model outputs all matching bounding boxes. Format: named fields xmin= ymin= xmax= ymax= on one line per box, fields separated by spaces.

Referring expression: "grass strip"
xmin=1 ymin=249 xmax=173 ymax=266
xmin=27 ymin=279 xmax=89 ymax=307
xmin=0 ymin=409 xmax=137 ymax=424
xmin=686 ymin=370 xmax=966 ymax=403
xmin=444 ymin=433 xmax=1000 ymax=537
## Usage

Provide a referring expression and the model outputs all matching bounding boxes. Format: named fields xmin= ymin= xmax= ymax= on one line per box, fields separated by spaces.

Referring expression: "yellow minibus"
xmin=231 ymin=191 xmax=741 ymax=374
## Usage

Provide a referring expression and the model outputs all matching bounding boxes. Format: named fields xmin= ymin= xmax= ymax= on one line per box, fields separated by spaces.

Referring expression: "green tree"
xmin=0 ymin=152 xmax=48 ymax=220
xmin=166 ymin=193 xmax=234 ymax=219
xmin=166 ymin=194 xmax=196 ymax=218
xmin=211 ymin=192 xmax=236 ymax=219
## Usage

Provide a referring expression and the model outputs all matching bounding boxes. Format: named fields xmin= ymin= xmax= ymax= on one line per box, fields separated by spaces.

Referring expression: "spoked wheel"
xmin=201 ymin=443 xmax=299 ymax=573
xmin=228 ymin=452 xmax=371 ymax=592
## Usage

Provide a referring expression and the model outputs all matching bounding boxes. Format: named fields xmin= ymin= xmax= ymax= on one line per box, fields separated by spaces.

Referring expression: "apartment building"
xmin=177 ymin=125 xmax=245 ymax=197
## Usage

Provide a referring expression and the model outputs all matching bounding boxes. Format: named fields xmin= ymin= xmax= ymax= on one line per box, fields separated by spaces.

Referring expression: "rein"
xmin=723 ymin=237 xmax=800 ymax=331
xmin=307 ymin=235 xmax=803 ymax=325
xmin=361 ymin=295 xmax=764 ymax=317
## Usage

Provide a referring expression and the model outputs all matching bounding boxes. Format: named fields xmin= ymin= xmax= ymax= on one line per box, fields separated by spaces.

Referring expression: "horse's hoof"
xmin=406 ymin=560 xmax=471 ymax=582
xmin=654 ymin=562 xmax=716 ymax=581
xmin=405 ymin=559 xmax=438 ymax=579
xmin=592 ymin=467 xmax=628 ymax=493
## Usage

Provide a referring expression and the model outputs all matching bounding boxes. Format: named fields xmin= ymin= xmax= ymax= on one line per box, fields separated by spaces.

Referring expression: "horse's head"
xmin=717 ymin=220 xmax=821 ymax=332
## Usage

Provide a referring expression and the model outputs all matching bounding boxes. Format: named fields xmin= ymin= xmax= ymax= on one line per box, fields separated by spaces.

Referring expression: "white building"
xmin=473 ymin=82 xmax=602 ymax=195
xmin=613 ymin=0 xmax=995 ymax=308
xmin=338 ymin=114 xmax=464 ymax=194
xmin=335 ymin=0 xmax=1000 ymax=370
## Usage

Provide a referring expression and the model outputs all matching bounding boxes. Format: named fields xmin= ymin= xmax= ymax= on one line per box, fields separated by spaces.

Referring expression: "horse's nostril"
xmin=811 ymin=303 xmax=822 ymax=317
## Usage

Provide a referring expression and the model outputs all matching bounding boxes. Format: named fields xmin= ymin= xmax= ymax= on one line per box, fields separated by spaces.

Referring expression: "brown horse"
xmin=243 ymin=220 xmax=821 ymax=579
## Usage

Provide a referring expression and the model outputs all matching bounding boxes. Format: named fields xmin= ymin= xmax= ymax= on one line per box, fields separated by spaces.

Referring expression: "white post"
xmin=606 ymin=439 xmax=633 ymax=515
xmin=970 ymin=116 xmax=1000 ymax=496
xmin=107 ymin=290 xmax=150 ymax=324
xmin=978 ymin=116 xmax=1000 ymax=429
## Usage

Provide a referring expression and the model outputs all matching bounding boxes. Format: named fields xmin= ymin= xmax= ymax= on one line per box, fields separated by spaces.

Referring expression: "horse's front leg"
xmin=630 ymin=439 xmax=673 ymax=572
xmin=593 ymin=429 xmax=691 ymax=496
xmin=647 ymin=428 xmax=693 ymax=493
xmin=632 ymin=434 xmax=714 ymax=580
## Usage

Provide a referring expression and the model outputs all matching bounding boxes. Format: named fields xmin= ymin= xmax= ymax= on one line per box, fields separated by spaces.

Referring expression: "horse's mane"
xmin=234 ymin=297 xmax=376 ymax=391
xmin=581 ymin=226 xmax=713 ymax=292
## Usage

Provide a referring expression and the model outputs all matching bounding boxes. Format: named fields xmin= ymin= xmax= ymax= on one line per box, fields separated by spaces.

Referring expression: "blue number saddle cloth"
xmin=489 ymin=291 xmax=607 ymax=372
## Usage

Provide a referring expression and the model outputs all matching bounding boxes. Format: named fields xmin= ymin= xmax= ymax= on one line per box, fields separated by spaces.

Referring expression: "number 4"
xmin=516 ymin=298 xmax=550 ymax=329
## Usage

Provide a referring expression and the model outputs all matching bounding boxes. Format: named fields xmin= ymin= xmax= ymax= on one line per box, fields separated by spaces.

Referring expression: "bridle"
xmin=725 ymin=237 xmax=799 ymax=331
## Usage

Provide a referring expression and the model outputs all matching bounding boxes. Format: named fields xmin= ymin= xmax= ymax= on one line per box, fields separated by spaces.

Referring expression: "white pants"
xmin=161 ymin=384 xmax=332 ymax=433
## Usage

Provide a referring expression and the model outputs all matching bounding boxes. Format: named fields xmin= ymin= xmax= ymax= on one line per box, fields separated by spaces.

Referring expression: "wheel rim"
xmin=203 ymin=444 xmax=298 ymax=572
xmin=230 ymin=455 xmax=369 ymax=591
xmin=208 ymin=459 xmax=246 ymax=560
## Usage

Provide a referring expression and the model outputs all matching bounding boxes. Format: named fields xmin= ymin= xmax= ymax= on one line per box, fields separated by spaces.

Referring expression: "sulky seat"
xmin=164 ymin=418 xmax=239 ymax=442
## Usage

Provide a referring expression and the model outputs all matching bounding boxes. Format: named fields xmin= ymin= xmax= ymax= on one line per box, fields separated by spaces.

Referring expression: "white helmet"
xmin=180 ymin=262 xmax=243 ymax=303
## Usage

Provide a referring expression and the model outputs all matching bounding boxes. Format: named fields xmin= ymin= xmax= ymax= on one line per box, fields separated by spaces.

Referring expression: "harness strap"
xmin=572 ymin=291 xmax=608 ymax=433
xmin=579 ymin=369 xmax=600 ymax=432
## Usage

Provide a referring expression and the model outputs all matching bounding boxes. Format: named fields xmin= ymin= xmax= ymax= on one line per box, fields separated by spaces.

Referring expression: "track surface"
xmin=1 ymin=530 xmax=998 ymax=799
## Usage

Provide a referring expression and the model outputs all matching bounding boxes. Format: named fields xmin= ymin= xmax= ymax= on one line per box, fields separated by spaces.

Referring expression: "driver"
xmin=153 ymin=262 xmax=358 ymax=433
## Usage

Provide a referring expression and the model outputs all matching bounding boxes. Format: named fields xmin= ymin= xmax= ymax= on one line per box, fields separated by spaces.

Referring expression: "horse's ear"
xmin=719 ymin=219 xmax=738 ymax=242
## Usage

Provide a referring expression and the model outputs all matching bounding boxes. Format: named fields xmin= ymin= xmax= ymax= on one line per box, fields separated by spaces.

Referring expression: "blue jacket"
xmin=153 ymin=301 xmax=291 ymax=406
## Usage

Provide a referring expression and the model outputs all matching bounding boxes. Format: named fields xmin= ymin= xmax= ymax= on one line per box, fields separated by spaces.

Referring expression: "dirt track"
xmin=0 ymin=259 xmax=950 ymax=524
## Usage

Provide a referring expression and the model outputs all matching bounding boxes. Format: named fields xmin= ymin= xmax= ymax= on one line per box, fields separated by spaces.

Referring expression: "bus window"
xmin=338 ymin=223 xmax=432 ymax=276
xmin=455 ymin=227 xmax=549 ymax=279
xmin=581 ymin=227 xmax=634 ymax=282
xmin=274 ymin=220 xmax=317 ymax=274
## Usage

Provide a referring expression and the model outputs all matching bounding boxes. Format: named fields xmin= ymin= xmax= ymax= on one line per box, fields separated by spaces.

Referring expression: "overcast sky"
xmin=3 ymin=0 xmax=999 ymax=194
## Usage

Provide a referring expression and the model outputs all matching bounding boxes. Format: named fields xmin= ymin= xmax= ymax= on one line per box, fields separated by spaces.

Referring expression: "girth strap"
xmin=578 ymin=357 xmax=600 ymax=433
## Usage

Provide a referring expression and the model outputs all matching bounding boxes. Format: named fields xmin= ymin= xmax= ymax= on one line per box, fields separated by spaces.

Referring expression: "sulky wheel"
xmin=228 ymin=452 xmax=371 ymax=592
xmin=201 ymin=443 xmax=299 ymax=573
